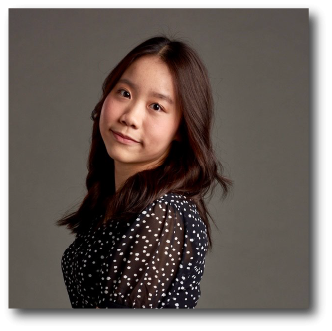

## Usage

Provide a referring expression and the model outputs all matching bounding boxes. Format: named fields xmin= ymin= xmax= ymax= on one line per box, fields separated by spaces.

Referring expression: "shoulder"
xmin=157 ymin=192 xmax=199 ymax=215
xmin=136 ymin=192 xmax=207 ymax=238
xmin=138 ymin=192 xmax=197 ymax=218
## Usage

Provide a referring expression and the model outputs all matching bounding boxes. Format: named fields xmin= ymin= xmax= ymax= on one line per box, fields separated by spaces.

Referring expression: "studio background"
xmin=9 ymin=8 xmax=309 ymax=309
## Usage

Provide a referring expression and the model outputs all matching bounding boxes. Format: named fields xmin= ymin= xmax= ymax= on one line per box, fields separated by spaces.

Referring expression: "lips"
xmin=111 ymin=130 xmax=139 ymax=143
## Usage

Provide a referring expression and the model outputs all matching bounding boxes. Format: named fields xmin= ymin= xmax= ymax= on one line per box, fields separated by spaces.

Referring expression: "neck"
xmin=113 ymin=158 xmax=166 ymax=192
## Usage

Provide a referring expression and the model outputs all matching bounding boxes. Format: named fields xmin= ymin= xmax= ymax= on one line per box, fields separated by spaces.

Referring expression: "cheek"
xmin=100 ymin=97 xmax=119 ymax=127
xmin=145 ymin=120 xmax=177 ymax=146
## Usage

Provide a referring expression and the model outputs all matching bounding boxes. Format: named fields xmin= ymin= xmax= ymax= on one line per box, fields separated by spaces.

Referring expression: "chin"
xmin=105 ymin=148 xmax=136 ymax=164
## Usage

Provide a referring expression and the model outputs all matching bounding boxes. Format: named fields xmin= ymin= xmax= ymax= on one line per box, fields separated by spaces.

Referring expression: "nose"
xmin=119 ymin=101 xmax=143 ymax=129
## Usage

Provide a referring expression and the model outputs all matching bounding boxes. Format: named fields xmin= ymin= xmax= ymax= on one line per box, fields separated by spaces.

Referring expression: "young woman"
xmin=58 ymin=35 xmax=232 ymax=309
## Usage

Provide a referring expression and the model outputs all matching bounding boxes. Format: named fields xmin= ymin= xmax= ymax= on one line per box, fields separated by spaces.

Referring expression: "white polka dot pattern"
xmin=61 ymin=193 xmax=208 ymax=309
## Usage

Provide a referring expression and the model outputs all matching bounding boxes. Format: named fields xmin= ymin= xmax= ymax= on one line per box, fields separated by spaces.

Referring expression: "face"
xmin=99 ymin=55 xmax=182 ymax=172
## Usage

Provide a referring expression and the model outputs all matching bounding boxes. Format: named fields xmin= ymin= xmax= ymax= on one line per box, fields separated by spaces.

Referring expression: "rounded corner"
xmin=2 ymin=310 xmax=16 ymax=328
xmin=313 ymin=2 xmax=328 ymax=17
xmin=2 ymin=2 xmax=16 ymax=17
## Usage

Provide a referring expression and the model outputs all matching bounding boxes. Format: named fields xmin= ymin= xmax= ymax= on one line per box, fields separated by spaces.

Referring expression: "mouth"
xmin=111 ymin=130 xmax=140 ymax=144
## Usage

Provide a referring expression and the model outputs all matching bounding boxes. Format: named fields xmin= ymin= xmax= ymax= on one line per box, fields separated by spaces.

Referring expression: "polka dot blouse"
xmin=61 ymin=193 xmax=208 ymax=309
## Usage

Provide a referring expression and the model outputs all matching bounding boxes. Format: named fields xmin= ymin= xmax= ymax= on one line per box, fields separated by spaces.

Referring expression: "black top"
xmin=61 ymin=193 xmax=208 ymax=309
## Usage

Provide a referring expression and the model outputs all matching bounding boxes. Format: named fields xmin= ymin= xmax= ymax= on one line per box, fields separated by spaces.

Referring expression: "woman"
xmin=58 ymin=35 xmax=232 ymax=309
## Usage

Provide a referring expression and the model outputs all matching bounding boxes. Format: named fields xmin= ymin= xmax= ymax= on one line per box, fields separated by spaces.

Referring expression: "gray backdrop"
xmin=9 ymin=8 xmax=309 ymax=309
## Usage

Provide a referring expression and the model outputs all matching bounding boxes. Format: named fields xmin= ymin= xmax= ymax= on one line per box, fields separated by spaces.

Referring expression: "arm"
xmin=96 ymin=199 xmax=186 ymax=309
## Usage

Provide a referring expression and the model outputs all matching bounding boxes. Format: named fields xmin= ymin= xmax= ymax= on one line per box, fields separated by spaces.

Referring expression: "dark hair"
xmin=56 ymin=35 xmax=233 ymax=252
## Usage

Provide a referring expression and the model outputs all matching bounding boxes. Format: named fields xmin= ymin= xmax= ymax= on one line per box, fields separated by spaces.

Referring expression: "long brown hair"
xmin=56 ymin=35 xmax=233 ymax=252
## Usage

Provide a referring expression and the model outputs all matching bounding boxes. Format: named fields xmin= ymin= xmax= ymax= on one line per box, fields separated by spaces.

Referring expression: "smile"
xmin=111 ymin=130 xmax=140 ymax=145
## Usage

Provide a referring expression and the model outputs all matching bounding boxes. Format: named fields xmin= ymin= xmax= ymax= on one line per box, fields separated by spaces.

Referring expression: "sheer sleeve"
xmin=96 ymin=199 xmax=189 ymax=309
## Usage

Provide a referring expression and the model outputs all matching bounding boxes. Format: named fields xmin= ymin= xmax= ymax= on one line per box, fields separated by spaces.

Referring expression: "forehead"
xmin=121 ymin=56 xmax=176 ymax=94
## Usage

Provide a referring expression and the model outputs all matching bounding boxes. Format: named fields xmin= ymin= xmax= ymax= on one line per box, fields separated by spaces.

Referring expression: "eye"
xmin=150 ymin=103 xmax=164 ymax=112
xmin=118 ymin=89 xmax=131 ymax=99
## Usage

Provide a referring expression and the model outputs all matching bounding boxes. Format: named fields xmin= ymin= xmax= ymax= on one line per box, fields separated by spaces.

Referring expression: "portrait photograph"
xmin=8 ymin=7 xmax=309 ymax=311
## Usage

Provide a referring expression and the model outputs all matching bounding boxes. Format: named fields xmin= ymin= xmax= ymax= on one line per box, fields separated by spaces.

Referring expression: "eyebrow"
xmin=117 ymin=78 xmax=174 ymax=105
